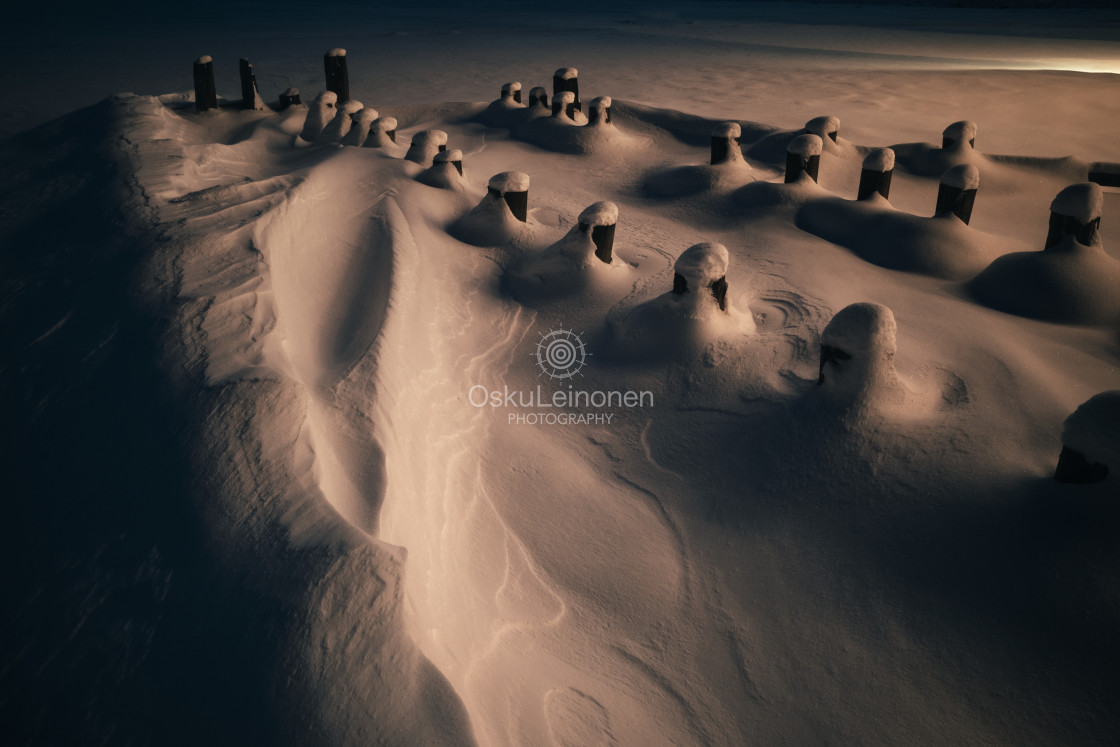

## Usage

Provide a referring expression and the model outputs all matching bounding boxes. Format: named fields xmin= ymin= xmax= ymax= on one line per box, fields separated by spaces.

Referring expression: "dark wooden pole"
xmin=193 ymin=56 xmax=217 ymax=112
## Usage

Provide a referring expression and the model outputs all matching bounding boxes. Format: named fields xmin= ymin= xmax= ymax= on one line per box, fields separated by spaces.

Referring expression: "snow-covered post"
xmin=501 ymin=82 xmax=523 ymax=104
xmin=239 ymin=58 xmax=263 ymax=110
xmin=365 ymin=117 xmax=398 ymax=148
xmin=589 ymin=96 xmax=612 ymax=126
xmin=805 ymin=115 xmax=840 ymax=144
xmin=1054 ymin=390 xmax=1119 ymax=484
xmin=785 ymin=134 xmax=823 ymax=183
xmin=405 ymin=130 xmax=448 ymax=166
xmin=436 ymin=149 xmax=463 ymax=176
xmin=936 ymin=164 xmax=979 ymax=224
xmin=341 ymin=107 xmax=379 ymax=147
xmin=279 ymin=87 xmax=301 ymax=109
xmin=299 ymin=91 xmax=337 ymax=141
xmin=488 ymin=172 xmax=529 ymax=222
xmin=552 ymin=91 xmax=577 ymax=120
xmin=1045 ymin=182 xmax=1102 ymax=249
xmin=817 ymin=303 xmax=898 ymax=400
xmin=1089 ymin=162 xmax=1120 ymax=188
xmin=528 ymin=86 xmax=549 ymax=109
xmin=673 ymin=242 xmax=730 ymax=311
xmin=710 ymin=122 xmax=742 ymax=165
xmin=858 ymin=148 xmax=895 ymax=200
xmin=318 ymin=99 xmax=363 ymax=143
xmin=193 ymin=56 xmax=217 ymax=112
xmin=578 ymin=201 xmax=618 ymax=264
xmin=553 ymin=67 xmax=580 ymax=112
xmin=324 ymin=48 xmax=349 ymax=103
xmin=942 ymin=120 xmax=977 ymax=150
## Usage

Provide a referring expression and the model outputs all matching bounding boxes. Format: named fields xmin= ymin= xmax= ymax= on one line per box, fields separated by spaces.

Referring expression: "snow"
xmin=864 ymin=147 xmax=895 ymax=172
xmin=578 ymin=200 xmax=617 ymax=227
xmin=1061 ymin=391 xmax=1120 ymax=479
xmin=555 ymin=67 xmax=578 ymax=80
xmin=7 ymin=4 xmax=1120 ymax=746
xmin=318 ymin=99 xmax=363 ymax=142
xmin=713 ymin=121 xmax=741 ymax=139
xmin=299 ymin=90 xmax=338 ymax=141
xmin=502 ymin=82 xmax=522 ymax=94
xmin=404 ymin=129 xmax=448 ymax=166
xmin=340 ymin=107 xmax=379 ymax=146
xmin=805 ymin=114 xmax=840 ymax=140
xmin=788 ymin=133 xmax=823 ymax=156
xmin=1051 ymin=181 xmax=1103 ymax=223
xmin=328 ymin=48 xmax=347 ymax=57
xmin=943 ymin=119 xmax=978 ymax=148
xmin=489 ymin=170 xmax=529 ymax=193
xmin=196 ymin=55 xmax=212 ymax=65
xmin=941 ymin=162 xmax=980 ymax=190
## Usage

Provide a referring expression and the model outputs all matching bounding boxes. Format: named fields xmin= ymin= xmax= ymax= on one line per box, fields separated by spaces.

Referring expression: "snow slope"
xmin=3 ymin=3 xmax=1120 ymax=745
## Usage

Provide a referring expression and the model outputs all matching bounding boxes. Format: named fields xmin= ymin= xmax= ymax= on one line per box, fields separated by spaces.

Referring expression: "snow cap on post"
xmin=488 ymin=171 xmax=530 ymax=222
xmin=553 ymin=67 xmax=580 ymax=111
xmin=324 ymin=48 xmax=349 ymax=103
xmin=785 ymin=134 xmax=823 ymax=183
xmin=818 ymin=302 xmax=898 ymax=399
xmin=193 ymin=55 xmax=217 ymax=112
xmin=858 ymin=147 xmax=895 ymax=201
xmin=1054 ymin=390 xmax=1120 ymax=484
xmin=673 ymin=242 xmax=730 ymax=311
xmin=279 ymin=87 xmax=302 ymax=109
xmin=942 ymin=120 xmax=977 ymax=150
xmin=936 ymin=164 xmax=979 ymax=224
xmin=578 ymin=201 xmax=619 ymax=264
xmin=501 ymin=82 xmax=523 ymax=104
xmin=711 ymin=121 xmax=742 ymax=165
xmin=405 ymin=129 xmax=449 ymax=166
xmin=805 ymin=115 xmax=840 ymax=143
xmin=1046 ymin=182 xmax=1103 ymax=249
xmin=589 ymin=95 xmax=612 ymax=126
xmin=299 ymin=90 xmax=338 ymax=142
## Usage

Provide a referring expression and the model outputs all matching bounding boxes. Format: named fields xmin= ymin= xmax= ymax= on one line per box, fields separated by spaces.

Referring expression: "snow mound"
xmin=340 ymin=107 xmax=379 ymax=147
xmin=365 ymin=117 xmax=398 ymax=149
xmin=450 ymin=172 xmax=532 ymax=247
xmin=816 ymin=302 xmax=906 ymax=413
xmin=405 ymin=129 xmax=448 ymax=166
xmin=578 ymin=201 xmax=617 ymax=226
xmin=796 ymin=195 xmax=1006 ymax=279
xmin=318 ymin=99 xmax=364 ymax=143
xmin=417 ymin=149 xmax=466 ymax=190
xmin=967 ymin=183 xmax=1120 ymax=324
xmin=864 ymin=147 xmax=895 ymax=172
xmin=805 ymin=115 xmax=840 ymax=143
xmin=1057 ymin=391 xmax=1120 ymax=484
xmin=299 ymin=91 xmax=338 ymax=142
xmin=941 ymin=163 xmax=980 ymax=191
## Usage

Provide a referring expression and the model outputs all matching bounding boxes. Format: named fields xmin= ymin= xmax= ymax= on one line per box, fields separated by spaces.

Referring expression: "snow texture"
xmin=805 ymin=115 xmax=840 ymax=139
xmin=489 ymin=171 xmax=529 ymax=193
xmin=555 ymin=67 xmax=578 ymax=79
xmin=713 ymin=121 xmax=741 ymax=139
xmin=675 ymin=241 xmax=729 ymax=286
xmin=818 ymin=302 xmax=905 ymax=411
xmin=943 ymin=119 xmax=978 ymax=147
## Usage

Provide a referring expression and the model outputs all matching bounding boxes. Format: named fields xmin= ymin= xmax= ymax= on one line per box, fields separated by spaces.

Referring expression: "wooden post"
xmin=1045 ymin=182 xmax=1102 ymax=249
xmin=488 ymin=172 xmax=529 ymax=222
xmin=942 ymin=120 xmax=977 ymax=150
xmin=805 ymin=115 xmax=839 ymax=143
xmin=672 ymin=242 xmax=730 ymax=311
xmin=239 ymin=58 xmax=263 ymax=110
xmin=501 ymin=82 xmax=523 ymax=104
xmin=589 ymin=96 xmax=612 ymax=126
xmin=551 ymin=91 xmax=576 ymax=120
xmin=858 ymin=148 xmax=895 ymax=200
xmin=528 ymin=86 xmax=549 ymax=110
xmin=279 ymin=87 xmax=301 ymax=109
xmin=711 ymin=122 xmax=742 ymax=165
xmin=936 ymin=164 xmax=979 ymax=224
xmin=324 ymin=48 xmax=349 ymax=103
xmin=553 ymin=67 xmax=580 ymax=112
xmin=785 ymin=134 xmax=823 ymax=183
xmin=435 ymin=149 xmax=464 ymax=176
xmin=193 ymin=56 xmax=217 ymax=112
xmin=578 ymin=202 xmax=618 ymax=264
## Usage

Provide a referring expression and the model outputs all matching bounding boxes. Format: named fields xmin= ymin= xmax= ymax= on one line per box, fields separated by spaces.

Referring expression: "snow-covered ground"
xmin=3 ymin=2 xmax=1120 ymax=744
